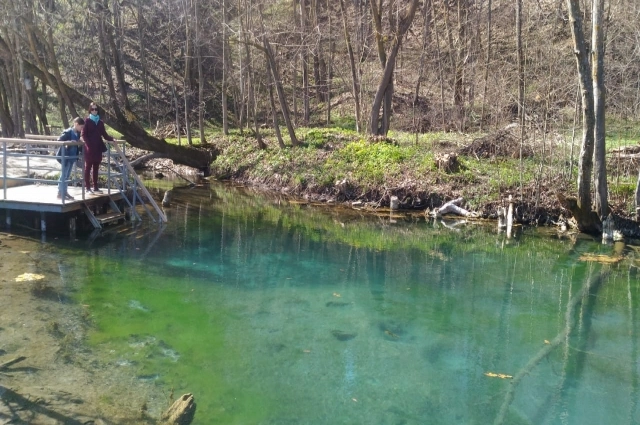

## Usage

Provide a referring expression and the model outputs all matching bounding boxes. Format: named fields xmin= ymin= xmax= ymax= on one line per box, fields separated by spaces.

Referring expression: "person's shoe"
xmin=64 ymin=193 xmax=75 ymax=200
xmin=93 ymin=188 xmax=103 ymax=194
xmin=56 ymin=193 xmax=62 ymax=199
xmin=85 ymin=188 xmax=93 ymax=193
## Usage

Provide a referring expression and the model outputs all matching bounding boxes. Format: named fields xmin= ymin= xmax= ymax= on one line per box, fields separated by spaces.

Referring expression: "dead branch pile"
xmin=459 ymin=126 xmax=533 ymax=159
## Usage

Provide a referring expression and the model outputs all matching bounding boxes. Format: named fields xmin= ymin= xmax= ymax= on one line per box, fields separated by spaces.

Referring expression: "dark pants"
xmin=84 ymin=160 xmax=101 ymax=190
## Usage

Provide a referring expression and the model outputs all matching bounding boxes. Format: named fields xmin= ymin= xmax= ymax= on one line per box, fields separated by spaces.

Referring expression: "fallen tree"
xmin=0 ymin=35 xmax=216 ymax=171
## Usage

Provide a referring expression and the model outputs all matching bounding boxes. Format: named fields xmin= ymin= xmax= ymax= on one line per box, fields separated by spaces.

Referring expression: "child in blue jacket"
xmin=56 ymin=117 xmax=85 ymax=200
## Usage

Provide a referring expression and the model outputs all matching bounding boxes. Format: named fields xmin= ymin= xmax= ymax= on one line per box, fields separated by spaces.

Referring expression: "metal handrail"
xmin=0 ymin=137 xmax=84 ymax=204
xmin=1 ymin=136 xmax=166 ymax=223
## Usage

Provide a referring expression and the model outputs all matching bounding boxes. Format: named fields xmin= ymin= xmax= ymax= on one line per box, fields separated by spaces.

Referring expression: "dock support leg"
xmin=40 ymin=212 xmax=46 ymax=232
xmin=69 ymin=217 xmax=76 ymax=239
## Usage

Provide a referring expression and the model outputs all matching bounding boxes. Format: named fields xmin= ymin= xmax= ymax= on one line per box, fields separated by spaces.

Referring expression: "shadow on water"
xmin=0 ymin=385 xmax=85 ymax=425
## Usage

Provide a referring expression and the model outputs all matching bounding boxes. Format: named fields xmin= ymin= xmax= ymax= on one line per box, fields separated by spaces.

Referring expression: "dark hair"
xmin=73 ymin=117 xmax=85 ymax=125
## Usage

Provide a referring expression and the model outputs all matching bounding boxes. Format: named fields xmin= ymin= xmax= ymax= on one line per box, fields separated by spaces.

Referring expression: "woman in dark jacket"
xmin=81 ymin=102 xmax=114 ymax=193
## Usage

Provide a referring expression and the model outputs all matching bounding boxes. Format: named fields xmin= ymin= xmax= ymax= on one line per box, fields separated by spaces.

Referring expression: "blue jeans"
xmin=58 ymin=159 xmax=76 ymax=195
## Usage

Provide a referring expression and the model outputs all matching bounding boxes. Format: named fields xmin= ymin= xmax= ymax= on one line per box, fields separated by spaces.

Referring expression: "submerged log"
xmin=0 ymin=356 xmax=26 ymax=371
xmin=161 ymin=393 xmax=196 ymax=425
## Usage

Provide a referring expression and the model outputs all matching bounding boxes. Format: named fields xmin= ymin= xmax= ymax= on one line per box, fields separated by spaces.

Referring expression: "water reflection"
xmin=21 ymin=183 xmax=640 ymax=424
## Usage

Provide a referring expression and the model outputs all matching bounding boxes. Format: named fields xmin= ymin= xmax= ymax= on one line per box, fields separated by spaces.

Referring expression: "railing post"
xmin=61 ymin=144 xmax=66 ymax=205
xmin=26 ymin=142 xmax=30 ymax=177
xmin=2 ymin=139 xmax=6 ymax=200
xmin=106 ymin=142 xmax=111 ymax=194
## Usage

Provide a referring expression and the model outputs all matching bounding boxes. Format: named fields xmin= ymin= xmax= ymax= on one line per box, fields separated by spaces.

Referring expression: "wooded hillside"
xmin=0 ymin=0 xmax=638 ymax=167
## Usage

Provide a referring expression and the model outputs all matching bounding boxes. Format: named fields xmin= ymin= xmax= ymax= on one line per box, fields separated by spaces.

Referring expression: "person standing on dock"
xmin=56 ymin=117 xmax=84 ymax=200
xmin=81 ymin=102 xmax=114 ymax=194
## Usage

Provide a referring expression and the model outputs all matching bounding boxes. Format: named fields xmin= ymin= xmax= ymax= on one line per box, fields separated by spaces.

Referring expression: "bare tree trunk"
xmin=516 ymin=0 xmax=525 ymax=122
xmin=369 ymin=0 xmax=419 ymax=135
xmin=243 ymin=40 xmax=264 ymax=149
xmin=300 ymin=0 xmax=310 ymax=125
xmin=25 ymin=26 xmax=67 ymax=128
xmin=565 ymin=0 xmax=598 ymax=233
xmin=325 ymin=0 xmax=333 ymax=125
xmin=339 ymin=0 xmax=361 ymax=132
xmin=259 ymin=6 xmax=299 ymax=147
xmin=240 ymin=1 xmax=266 ymax=149
xmin=5 ymin=25 xmax=24 ymax=137
xmin=97 ymin=11 xmax=124 ymax=123
xmin=480 ymin=0 xmax=492 ymax=131
xmin=592 ymin=0 xmax=608 ymax=217
xmin=183 ymin=0 xmax=193 ymax=145
xmin=29 ymin=77 xmax=47 ymax=134
xmin=413 ymin=0 xmax=432 ymax=134
xmin=0 ymin=66 xmax=14 ymax=136
xmin=265 ymin=53 xmax=286 ymax=148
xmin=137 ymin=0 xmax=151 ymax=126
xmin=195 ymin=0 xmax=206 ymax=144
xmin=222 ymin=0 xmax=229 ymax=135
xmin=104 ymin=0 xmax=130 ymax=111
xmin=168 ymin=32 xmax=181 ymax=145
xmin=45 ymin=28 xmax=77 ymax=122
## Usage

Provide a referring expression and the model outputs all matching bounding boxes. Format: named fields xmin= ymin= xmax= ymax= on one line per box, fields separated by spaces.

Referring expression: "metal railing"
xmin=1 ymin=136 xmax=166 ymax=223
xmin=0 ymin=137 xmax=84 ymax=205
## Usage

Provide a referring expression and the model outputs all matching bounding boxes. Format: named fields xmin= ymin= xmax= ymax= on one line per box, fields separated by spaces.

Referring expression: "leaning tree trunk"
xmin=339 ymin=0 xmax=361 ymax=132
xmin=368 ymin=0 xmax=419 ymax=136
xmin=259 ymin=5 xmax=299 ymax=147
xmin=0 ymin=35 xmax=214 ymax=169
xmin=265 ymin=55 xmax=286 ymax=149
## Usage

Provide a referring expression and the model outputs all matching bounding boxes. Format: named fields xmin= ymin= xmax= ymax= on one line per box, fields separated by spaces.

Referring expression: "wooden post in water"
xmin=498 ymin=207 xmax=506 ymax=229
xmin=69 ymin=217 xmax=76 ymax=239
xmin=390 ymin=196 xmax=399 ymax=210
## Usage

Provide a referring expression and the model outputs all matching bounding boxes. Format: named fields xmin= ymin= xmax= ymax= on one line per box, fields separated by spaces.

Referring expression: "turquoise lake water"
xmin=49 ymin=183 xmax=640 ymax=424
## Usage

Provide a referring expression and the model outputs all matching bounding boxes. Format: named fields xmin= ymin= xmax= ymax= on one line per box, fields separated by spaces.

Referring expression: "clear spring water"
xmin=53 ymin=184 xmax=640 ymax=424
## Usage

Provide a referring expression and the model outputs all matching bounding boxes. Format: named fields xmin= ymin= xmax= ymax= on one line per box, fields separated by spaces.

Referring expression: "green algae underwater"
xmin=52 ymin=183 xmax=640 ymax=424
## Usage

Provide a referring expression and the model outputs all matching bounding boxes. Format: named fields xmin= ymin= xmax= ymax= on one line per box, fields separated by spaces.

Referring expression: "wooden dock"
xmin=1 ymin=136 xmax=166 ymax=234
xmin=0 ymin=184 xmax=123 ymax=213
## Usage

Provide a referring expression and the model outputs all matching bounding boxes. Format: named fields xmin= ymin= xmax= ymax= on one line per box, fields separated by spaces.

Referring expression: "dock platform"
xmin=1 ymin=136 xmax=166 ymax=234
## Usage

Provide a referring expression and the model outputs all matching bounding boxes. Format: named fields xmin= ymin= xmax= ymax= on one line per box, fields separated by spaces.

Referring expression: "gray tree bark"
xmin=592 ymin=0 xmax=608 ymax=217
xmin=565 ymin=0 xmax=599 ymax=233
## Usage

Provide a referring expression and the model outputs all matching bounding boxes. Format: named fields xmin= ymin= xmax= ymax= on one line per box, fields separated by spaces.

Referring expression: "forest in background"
xmin=1 ymin=0 xmax=640 ymax=227
xmin=1 ymin=0 xmax=638 ymax=141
